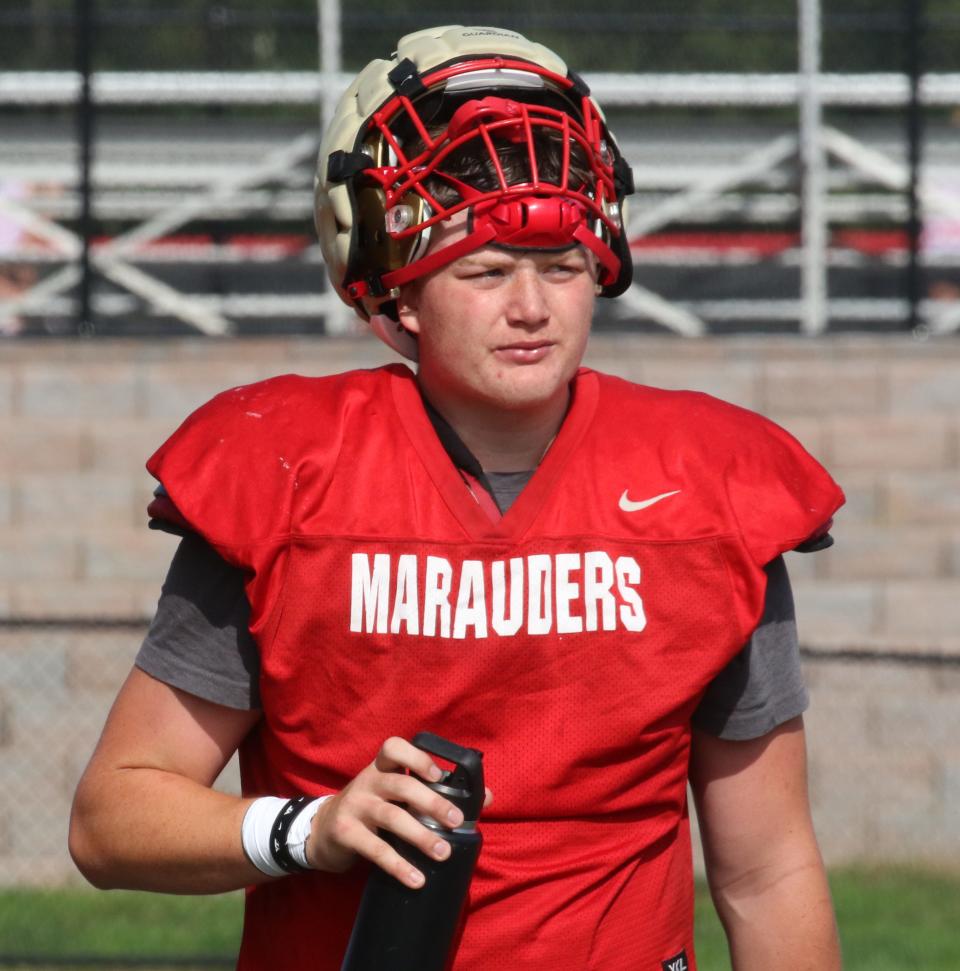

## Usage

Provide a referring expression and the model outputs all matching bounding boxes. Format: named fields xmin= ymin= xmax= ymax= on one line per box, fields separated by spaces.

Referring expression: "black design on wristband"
xmin=270 ymin=796 xmax=313 ymax=874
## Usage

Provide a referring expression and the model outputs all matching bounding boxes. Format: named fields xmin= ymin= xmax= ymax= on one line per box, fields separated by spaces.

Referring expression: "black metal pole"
xmin=904 ymin=0 xmax=924 ymax=331
xmin=75 ymin=0 xmax=95 ymax=335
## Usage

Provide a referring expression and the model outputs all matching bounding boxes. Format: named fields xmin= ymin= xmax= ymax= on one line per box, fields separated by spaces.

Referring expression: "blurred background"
xmin=2 ymin=0 xmax=960 ymax=338
xmin=1 ymin=1 xmax=959 ymax=968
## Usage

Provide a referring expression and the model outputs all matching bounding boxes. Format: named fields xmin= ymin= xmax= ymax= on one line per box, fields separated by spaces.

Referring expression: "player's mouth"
xmin=494 ymin=340 xmax=554 ymax=364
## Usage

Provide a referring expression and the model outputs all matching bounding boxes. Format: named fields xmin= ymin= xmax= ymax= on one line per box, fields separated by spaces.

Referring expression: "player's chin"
xmin=486 ymin=368 xmax=571 ymax=411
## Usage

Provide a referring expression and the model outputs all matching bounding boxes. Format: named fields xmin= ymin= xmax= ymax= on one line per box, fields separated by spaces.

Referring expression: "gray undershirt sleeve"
xmin=136 ymin=532 xmax=261 ymax=710
xmin=691 ymin=554 xmax=808 ymax=739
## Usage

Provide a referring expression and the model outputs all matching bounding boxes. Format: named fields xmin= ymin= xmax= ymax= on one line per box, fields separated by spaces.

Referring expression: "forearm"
xmin=70 ymin=735 xmax=471 ymax=896
xmin=70 ymin=673 xmax=473 ymax=896
xmin=710 ymin=852 xmax=842 ymax=971
xmin=70 ymin=765 xmax=264 ymax=894
xmin=691 ymin=719 xmax=843 ymax=971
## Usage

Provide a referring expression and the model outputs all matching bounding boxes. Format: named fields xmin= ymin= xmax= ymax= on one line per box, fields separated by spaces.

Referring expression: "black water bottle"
xmin=340 ymin=732 xmax=484 ymax=971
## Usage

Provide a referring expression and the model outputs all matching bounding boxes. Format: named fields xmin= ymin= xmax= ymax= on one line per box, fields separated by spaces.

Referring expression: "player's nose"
xmin=505 ymin=267 xmax=550 ymax=328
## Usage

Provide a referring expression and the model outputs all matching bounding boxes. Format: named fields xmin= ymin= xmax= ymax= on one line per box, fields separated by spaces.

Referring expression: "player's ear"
xmin=396 ymin=283 xmax=423 ymax=336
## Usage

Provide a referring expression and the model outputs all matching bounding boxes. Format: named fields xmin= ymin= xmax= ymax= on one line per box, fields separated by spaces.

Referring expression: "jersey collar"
xmin=390 ymin=365 xmax=599 ymax=541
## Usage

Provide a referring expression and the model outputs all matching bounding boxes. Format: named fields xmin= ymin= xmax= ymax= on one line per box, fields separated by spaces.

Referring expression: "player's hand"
xmin=305 ymin=736 xmax=491 ymax=889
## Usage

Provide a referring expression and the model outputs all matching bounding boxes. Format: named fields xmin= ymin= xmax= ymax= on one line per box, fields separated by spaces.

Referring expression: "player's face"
xmin=398 ymin=218 xmax=597 ymax=420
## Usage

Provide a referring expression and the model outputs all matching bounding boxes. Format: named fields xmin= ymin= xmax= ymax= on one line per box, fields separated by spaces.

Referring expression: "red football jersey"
xmin=148 ymin=365 xmax=843 ymax=971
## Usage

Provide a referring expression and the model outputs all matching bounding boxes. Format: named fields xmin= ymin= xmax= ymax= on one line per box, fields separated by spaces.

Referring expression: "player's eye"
xmin=464 ymin=266 xmax=504 ymax=280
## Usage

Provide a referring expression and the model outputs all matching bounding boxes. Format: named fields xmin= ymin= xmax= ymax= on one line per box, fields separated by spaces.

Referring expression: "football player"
xmin=70 ymin=25 xmax=844 ymax=971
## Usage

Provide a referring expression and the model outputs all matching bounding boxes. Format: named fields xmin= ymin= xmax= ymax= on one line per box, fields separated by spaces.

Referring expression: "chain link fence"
xmin=0 ymin=619 xmax=242 ymax=967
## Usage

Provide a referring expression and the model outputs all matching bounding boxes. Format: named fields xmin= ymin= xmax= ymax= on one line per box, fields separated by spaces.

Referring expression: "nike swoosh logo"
xmin=619 ymin=489 xmax=681 ymax=513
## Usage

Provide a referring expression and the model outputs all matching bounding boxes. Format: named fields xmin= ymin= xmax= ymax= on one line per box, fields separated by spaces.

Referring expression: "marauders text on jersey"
xmin=349 ymin=549 xmax=647 ymax=639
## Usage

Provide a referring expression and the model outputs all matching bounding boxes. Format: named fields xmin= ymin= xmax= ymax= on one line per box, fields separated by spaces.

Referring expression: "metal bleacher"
xmin=2 ymin=7 xmax=960 ymax=338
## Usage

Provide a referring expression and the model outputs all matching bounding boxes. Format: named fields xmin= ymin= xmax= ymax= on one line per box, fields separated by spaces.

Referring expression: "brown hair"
xmin=416 ymin=125 xmax=593 ymax=210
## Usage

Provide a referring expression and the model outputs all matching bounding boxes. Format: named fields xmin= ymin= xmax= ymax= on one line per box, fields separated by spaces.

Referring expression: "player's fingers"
xmin=374 ymin=736 xmax=443 ymax=783
xmin=343 ymin=817 xmax=431 ymax=890
xmin=374 ymin=801 xmax=453 ymax=863
xmin=374 ymin=771 xmax=464 ymax=828
xmin=310 ymin=778 xmax=457 ymax=864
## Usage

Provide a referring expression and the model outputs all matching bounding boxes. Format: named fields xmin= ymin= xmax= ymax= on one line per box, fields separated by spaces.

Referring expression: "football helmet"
xmin=315 ymin=25 xmax=634 ymax=358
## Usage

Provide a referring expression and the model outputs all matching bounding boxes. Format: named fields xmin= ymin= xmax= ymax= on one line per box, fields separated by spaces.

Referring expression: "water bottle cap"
xmin=412 ymin=732 xmax=485 ymax=821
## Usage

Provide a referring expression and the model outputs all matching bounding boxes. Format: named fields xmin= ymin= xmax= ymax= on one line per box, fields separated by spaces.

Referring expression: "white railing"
xmin=2 ymin=71 xmax=960 ymax=108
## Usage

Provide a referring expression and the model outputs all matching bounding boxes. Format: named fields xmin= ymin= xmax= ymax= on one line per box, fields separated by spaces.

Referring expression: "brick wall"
xmin=1 ymin=334 xmax=958 ymax=883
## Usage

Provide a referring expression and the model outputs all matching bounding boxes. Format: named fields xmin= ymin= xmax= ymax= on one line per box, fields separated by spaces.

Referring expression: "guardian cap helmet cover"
xmin=315 ymin=25 xmax=634 ymax=358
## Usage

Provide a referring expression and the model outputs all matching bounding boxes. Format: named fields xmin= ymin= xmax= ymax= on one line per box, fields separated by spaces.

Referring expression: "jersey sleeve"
xmin=147 ymin=484 xmax=193 ymax=537
xmin=712 ymin=398 xmax=844 ymax=568
xmin=145 ymin=375 xmax=312 ymax=562
xmin=144 ymin=375 xmax=329 ymax=636
xmin=637 ymin=387 xmax=845 ymax=650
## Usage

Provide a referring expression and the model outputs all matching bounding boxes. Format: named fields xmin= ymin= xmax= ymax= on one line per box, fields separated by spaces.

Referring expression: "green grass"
xmin=1 ymin=867 xmax=958 ymax=968
xmin=694 ymin=866 xmax=960 ymax=970
xmin=0 ymin=887 xmax=242 ymax=963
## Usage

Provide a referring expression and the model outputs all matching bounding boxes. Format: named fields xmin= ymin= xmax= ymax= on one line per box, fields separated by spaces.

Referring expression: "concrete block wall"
xmin=1 ymin=334 xmax=958 ymax=883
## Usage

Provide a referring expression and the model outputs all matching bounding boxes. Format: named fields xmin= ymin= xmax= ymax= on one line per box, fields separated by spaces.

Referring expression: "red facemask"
xmin=344 ymin=78 xmax=625 ymax=302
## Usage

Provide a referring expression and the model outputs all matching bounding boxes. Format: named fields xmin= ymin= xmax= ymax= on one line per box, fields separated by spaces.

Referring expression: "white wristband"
xmin=287 ymin=795 xmax=328 ymax=869
xmin=241 ymin=795 xmax=330 ymax=877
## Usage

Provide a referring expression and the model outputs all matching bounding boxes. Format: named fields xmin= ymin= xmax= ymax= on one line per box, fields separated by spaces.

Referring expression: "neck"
xmin=420 ymin=384 xmax=570 ymax=473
